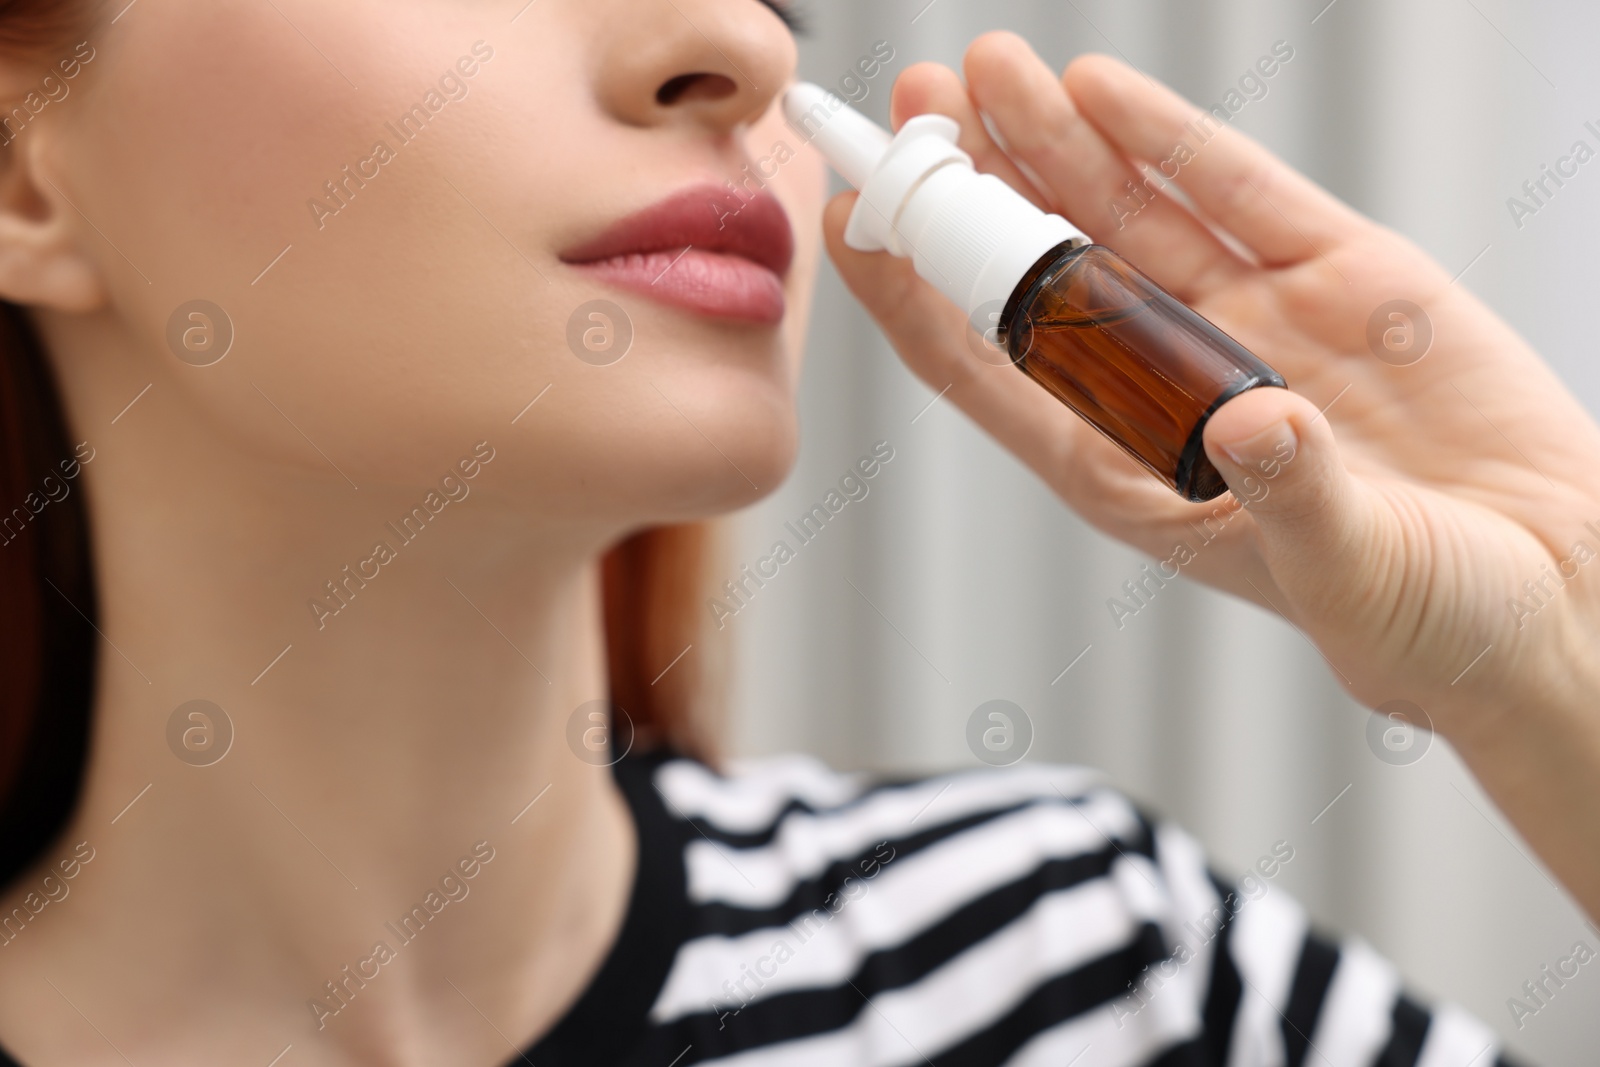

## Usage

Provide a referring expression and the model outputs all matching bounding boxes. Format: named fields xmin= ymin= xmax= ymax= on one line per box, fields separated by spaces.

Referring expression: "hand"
xmin=822 ymin=33 xmax=1600 ymax=916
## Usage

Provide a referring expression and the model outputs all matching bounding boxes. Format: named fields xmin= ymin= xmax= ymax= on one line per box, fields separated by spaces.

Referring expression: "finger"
xmin=1202 ymin=386 xmax=1383 ymax=619
xmin=961 ymin=31 xmax=1245 ymax=301
xmin=888 ymin=62 xmax=1052 ymax=213
xmin=1064 ymin=53 xmax=1368 ymax=267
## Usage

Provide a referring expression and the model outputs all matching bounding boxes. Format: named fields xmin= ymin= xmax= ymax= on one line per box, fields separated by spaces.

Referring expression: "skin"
xmin=0 ymin=3 xmax=1596 ymax=1064
xmin=0 ymin=0 xmax=820 ymax=1064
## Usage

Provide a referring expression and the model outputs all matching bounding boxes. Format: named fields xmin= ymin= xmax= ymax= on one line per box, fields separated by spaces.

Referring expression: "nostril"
xmin=656 ymin=72 xmax=739 ymax=106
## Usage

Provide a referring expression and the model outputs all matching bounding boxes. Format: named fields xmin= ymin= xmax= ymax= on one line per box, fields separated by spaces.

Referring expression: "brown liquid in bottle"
xmin=1000 ymin=244 xmax=1285 ymax=502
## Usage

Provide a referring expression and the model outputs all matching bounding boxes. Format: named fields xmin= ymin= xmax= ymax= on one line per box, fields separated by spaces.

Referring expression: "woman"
xmin=0 ymin=0 xmax=1593 ymax=1063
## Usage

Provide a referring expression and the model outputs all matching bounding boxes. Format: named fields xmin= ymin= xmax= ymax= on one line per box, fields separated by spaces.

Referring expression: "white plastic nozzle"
xmin=782 ymin=81 xmax=1087 ymax=326
xmin=781 ymin=82 xmax=891 ymax=190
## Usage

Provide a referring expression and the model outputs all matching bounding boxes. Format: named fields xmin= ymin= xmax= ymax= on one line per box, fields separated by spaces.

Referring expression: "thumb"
xmin=1203 ymin=386 xmax=1378 ymax=604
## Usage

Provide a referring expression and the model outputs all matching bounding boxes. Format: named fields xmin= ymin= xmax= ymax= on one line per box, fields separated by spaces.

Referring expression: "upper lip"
xmin=559 ymin=182 xmax=795 ymax=278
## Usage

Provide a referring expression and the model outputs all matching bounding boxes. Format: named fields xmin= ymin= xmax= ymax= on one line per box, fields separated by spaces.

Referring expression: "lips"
xmin=559 ymin=182 xmax=795 ymax=325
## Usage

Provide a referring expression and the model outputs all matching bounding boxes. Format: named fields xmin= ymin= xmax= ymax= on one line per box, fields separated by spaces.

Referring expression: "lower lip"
xmin=566 ymin=249 xmax=786 ymax=326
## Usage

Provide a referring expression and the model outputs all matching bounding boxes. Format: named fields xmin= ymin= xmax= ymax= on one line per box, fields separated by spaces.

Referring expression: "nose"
xmin=594 ymin=0 xmax=797 ymax=133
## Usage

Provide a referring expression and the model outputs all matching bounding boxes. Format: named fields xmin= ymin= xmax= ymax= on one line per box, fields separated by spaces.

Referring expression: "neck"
xmin=0 ymin=313 xmax=637 ymax=1065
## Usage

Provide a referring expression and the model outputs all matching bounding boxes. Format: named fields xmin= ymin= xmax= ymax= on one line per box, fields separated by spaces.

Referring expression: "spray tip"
xmin=781 ymin=82 xmax=893 ymax=190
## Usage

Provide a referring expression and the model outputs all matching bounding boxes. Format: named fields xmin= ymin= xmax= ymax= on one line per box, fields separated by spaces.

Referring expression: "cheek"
xmin=83 ymin=1 xmax=398 ymax=287
xmin=65 ymin=0 xmax=560 ymax=476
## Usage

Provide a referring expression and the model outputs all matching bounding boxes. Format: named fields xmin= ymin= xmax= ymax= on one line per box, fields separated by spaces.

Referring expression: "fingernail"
xmin=1218 ymin=418 xmax=1298 ymax=469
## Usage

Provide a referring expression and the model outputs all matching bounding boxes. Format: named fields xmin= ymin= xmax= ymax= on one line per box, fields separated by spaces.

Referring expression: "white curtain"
xmin=729 ymin=1 xmax=1599 ymax=1062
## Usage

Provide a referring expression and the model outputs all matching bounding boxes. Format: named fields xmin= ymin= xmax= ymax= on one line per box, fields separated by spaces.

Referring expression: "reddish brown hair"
xmin=0 ymin=0 xmax=726 ymax=886
xmin=0 ymin=0 xmax=77 ymax=52
xmin=602 ymin=522 xmax=728 ymax=760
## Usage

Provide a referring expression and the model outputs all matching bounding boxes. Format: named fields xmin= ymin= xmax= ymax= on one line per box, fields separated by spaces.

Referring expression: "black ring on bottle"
xmin=1174 ymin=372 xmax=1287 ymax=502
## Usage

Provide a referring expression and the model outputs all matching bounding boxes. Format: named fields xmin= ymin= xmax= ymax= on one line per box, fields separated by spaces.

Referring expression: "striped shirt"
xmin=529 ymin=748 xmax=1524 ymax=1067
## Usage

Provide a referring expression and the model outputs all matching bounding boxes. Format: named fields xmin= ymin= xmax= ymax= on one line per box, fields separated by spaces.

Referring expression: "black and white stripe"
xmin=529 ymin=751 xmax=1528 ymax=1067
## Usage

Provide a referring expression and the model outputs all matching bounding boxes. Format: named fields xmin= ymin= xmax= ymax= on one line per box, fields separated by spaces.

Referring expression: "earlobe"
xmin=0 ymin=142 xmax=107 ymax=313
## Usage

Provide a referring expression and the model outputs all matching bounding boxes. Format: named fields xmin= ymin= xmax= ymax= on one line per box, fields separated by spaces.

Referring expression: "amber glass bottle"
xmin=1000 ymin=243 xmax=1285 ymax=502
xmin=781 ymin=84 xmax=1289 ymax=501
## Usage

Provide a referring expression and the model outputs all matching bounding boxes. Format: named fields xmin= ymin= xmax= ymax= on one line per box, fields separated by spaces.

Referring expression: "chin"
xmin=675 ymin=401 xmax=798 ymax=520
xmin=634 ymin=330 xmax=799 ymax=512
xmin=630 ymin=399 xmax=796 ymax=525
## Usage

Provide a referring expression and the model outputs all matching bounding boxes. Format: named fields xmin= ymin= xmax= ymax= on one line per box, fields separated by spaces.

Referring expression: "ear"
xmin=0 ymin=129 xmax=106 ymax=313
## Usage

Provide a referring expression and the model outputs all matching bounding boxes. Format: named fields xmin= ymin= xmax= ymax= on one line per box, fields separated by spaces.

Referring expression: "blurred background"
xmin=723 ymin=0 xmax=1600 ymax=1063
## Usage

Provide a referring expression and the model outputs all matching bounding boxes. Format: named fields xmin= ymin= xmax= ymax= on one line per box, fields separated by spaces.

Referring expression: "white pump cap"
xmin=782 ymin=81 xmax=1087 ymax=324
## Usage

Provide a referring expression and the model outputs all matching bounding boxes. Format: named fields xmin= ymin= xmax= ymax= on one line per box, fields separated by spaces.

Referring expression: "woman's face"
xmin=36 ymin=0 xmax=822 ymax=526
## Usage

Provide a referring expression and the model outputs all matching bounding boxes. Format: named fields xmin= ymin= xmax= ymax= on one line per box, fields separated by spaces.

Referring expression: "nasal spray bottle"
xmin=783 ymin=83 xmax=1286 ymax=502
